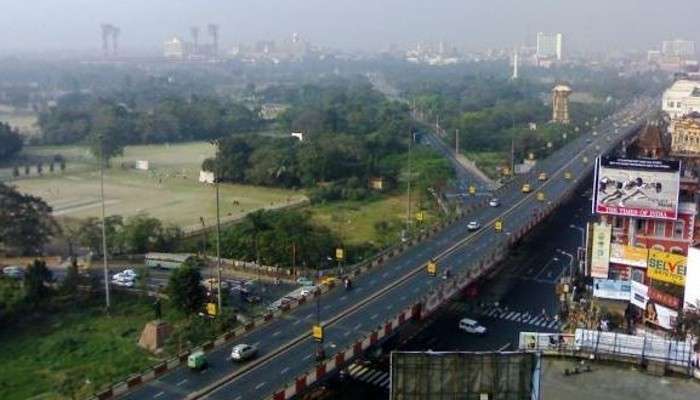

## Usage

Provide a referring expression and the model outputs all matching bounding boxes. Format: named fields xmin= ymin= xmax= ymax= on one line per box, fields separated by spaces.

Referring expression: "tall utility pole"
xmin=405 ymin=129 xmax=413 ymax=234
xmin=99 ymin=136 xmax=110 ymax=310
xmin=511 ymin=137 xmax=515 ymax=175
xmin=455 ymin=129 xmax=459 ymax=154
xmin=215 ymin=180 xmax=222 ymax=313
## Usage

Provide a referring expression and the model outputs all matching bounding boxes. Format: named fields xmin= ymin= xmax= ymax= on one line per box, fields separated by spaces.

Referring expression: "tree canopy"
xmin=0 ymin=183 xmax=57 ymax=255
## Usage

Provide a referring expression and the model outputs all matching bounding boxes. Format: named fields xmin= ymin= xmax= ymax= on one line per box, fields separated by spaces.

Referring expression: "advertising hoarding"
xmin=647 ymin=249 xmax=686 ymax=286
xmin=593 ymin=278 xmax=631 ymax=301
xmin=647 ymin=286 xmax=681 ymax=310
xmin=683 ymin=247 xmax=700 ymax=310
xmin=590 ymin=223 xmax=612 ymax=278
xmin=644 ymin=301 xmax=678 ymax=330
xmin=630 ymin=281 xmax=648 ymax=309
xmin=593 ymin=157 xmax=680 ymax=220
xmin=609 ymin=244 xmax=648 ymax=268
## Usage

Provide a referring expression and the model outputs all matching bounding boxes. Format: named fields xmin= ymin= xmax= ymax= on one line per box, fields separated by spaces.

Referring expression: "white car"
xmin=300 ymin=286 xmax=318 ymax=297
xmin=3 ymin=266 xmax=24 ymax=279
xmin=459 ymin=318 xmax=486 ymax=335
xmin=296 ymin=277 xmax=314 ymax=287
xmin=467 ymin=221 xmax=480 ymax=231
xmin=121 ymin=269 xmax=138 ymax=279
xmin=488 ymin=198 xmax=500 ymax=207
xmin=230 ymin=344 xmax=257 ymax=361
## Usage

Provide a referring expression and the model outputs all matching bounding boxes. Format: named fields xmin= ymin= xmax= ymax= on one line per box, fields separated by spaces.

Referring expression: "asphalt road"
xmin=122 ymin=97 xmax=656 ymax=400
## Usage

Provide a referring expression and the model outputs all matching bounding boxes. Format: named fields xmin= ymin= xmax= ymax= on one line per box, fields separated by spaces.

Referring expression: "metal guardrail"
xmin=519 ymin=330 xmax=696 ymax=371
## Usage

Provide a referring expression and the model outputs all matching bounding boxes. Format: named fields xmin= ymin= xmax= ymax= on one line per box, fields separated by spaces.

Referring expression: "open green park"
xmin=8 ymin=142 xmax=307 ymax=232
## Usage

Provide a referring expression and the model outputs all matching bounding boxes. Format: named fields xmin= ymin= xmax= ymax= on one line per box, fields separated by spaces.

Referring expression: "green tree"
xmin=167 ymin=263 xmax=205 ymax=314
xmin=0 ymin=122 xmax=23 ymax=161
xmin=60 ymin=260 xmax=81 ymax=296
xmin=89 ymin=103 xmax=128 ymax=166
xmin=76 ymin=215 xmax=124 ymax=255
xmin=0 ymin=183 xmax=58 ymax=255
xmin=24 ymin=259 xmax=53 ymax=307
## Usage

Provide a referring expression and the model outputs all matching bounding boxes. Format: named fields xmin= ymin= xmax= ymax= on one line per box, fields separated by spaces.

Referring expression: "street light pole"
xmin=557 ymin=249 xmax=575 ymax=280
xmin=569 ymin=224 xmax=586 ymax=255
xmin=215 ymin=180 xmax=222 ymax=313
xmin=99 ymin=135 xmax=110 ymax=310
xmin=405 ymin=129 xmax=413 ymax=236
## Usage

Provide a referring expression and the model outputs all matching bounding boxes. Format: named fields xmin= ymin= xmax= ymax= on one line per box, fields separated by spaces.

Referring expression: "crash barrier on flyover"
xmin=90 ymin=210 xmax=471 ymax=399
xmin=518 ymin=330 xmax=698 ymax=377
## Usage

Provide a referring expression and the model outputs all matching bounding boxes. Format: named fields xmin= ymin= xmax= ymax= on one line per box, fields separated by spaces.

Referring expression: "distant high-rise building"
xmin=662 ymin=39 xmax=696 ymax=58
xmin=551 ymin=84 xmax=572 ymax=124
xmin=536 ymin=32 xmax=563 ymax=61
xmin=512 ymin=49 xmax=519 ymax=79
xmin=163 ymin=37 xmax=188 ymax=59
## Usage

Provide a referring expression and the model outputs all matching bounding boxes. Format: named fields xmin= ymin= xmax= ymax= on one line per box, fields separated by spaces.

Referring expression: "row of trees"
xmin=68 ymin=214 xmax=183 ymax=256
xmin=0 ymin=122 xmax=23 ymax=162
xmin=38 ymin=94 xmax=262 ymax=158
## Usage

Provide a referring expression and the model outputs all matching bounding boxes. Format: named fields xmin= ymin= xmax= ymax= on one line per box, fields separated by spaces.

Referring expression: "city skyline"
xmin=0 ymin=0 xmax=698 ymax=54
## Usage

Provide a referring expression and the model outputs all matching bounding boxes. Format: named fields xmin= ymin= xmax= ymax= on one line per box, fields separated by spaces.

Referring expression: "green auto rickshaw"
xmin=187 ymin=350 xmax=207 ymax=371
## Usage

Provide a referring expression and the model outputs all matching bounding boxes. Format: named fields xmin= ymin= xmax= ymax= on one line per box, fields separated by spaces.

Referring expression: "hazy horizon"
xmin=0 ymin=0 xmax=698 ymax=54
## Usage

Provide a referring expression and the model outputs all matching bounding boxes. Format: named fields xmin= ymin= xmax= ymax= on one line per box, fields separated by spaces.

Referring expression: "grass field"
xmin=0 ymin=107 xmax=39 ymax=137
xmin=0 ymin=292 xmax=176 ymax=400
xmin=308 ymin=193 xmax=439 ymax=247
xmin=463 ymin=151 xmax=508 ymax=180
xmin=9 ymin=143 xmax=307 ymax=231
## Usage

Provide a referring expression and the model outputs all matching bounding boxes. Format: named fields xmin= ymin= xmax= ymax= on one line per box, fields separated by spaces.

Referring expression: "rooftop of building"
xmin=664 ymin=79 xmax=700 ymax=97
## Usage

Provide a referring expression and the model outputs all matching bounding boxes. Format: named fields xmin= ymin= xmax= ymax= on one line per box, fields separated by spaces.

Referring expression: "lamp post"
xmin=569 ymin=224 xmax=586 ymax=276
xmin=557 ymin=249 xmax=575 ymax=280
xmin=99 ymin=135 xmax=110 ymax=310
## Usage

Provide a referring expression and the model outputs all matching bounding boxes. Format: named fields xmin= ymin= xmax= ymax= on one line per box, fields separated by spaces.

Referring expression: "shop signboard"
xmin=609 ymin=244 xmax=648 ymax=268
xmin=590 ymin=222 xmax=612 ymax=278
xmin=593 ymin=278 xmax=631 ymax=301
xmin=647 ymin=249 xmax=686 ymax=286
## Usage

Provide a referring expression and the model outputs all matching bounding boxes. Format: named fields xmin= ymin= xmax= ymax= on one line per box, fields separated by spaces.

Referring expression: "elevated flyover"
xmin=110 ymin=97 xmax=657 ymax=400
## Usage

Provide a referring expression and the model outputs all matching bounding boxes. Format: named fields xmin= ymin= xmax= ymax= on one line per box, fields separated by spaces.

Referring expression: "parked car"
xmin=230 ymin=344 xmax=258 ymax=361
xmin=300 ymin=286 xmax=318 ymax=297
xmin=2 ymin=266 xmax=24 ymax=279
xmin=459 ymin=318 xmax=486 ymax=334
xmin=296 ymin=277 xmax=314 ymax=287
xmin=538 ymin=172 xmax=548 ymax=181
xmin=467 ymin=221 xmax=480 ymax=231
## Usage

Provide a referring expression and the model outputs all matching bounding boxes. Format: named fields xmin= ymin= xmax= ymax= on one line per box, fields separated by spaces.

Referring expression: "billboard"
xmin=590 ymin=222 xmax=612 ymax=278
xmin=630 ymin=281 xmax=648 ymax=309
xmin=609 ymin=244 xmax=648 ymax=268
xmin=683 ymin=247 xmax=700 ymax=310
xmin=593 ymin=157 xmax=680 ymax=220
xmin=644 ymin=301 xmax=678 ymax=330
xmin=647 ymin=249 xmax=686 ymax=286
xmin=593 ymin=278 xmax=631 ymax=301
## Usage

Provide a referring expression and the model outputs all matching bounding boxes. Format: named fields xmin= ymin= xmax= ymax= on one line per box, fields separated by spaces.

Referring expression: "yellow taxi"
xmin=521 ymin=183 xmax=532 ymax=193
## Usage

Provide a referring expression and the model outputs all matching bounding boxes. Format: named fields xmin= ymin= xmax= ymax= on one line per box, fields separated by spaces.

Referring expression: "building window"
xmin=671 ymin=247 xmax=684 ymax=254
xmin=673 ymin=221 xmax=685 ymax=239
xmin=654 ymin=222 xmax=666 ymax=237
xmin=635 ymin=219 xmax=646 ymax=233
xmin=652 ymin=244 xmax=665 ymax=251
xmin=634 ymin=242 xmax=646 ymax=248
xmin=613 ymin=217 xmax=623 ymax=229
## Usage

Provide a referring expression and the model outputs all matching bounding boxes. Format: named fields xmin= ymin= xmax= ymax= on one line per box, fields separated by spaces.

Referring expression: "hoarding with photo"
xmin=593 ymin=157 xmax=680 ymax=220
xmin=647 ymin=249 xmax=686 ymax=286
xmin=609 ymin=244 xmax=648 ymax=268
xmin=683 ymin=247 xmax=700 ymax=310
xmin=593 ymin=278 xmax=631 ymax=301
xmin=590 ymin=222 xmax=612 ymax=278
xmin=644 ymin=301 xmax=678 ymax=330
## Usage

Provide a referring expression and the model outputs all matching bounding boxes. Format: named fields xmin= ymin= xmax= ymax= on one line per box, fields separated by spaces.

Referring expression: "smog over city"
xmin=1 ymin=2 xmax=700 ymax=400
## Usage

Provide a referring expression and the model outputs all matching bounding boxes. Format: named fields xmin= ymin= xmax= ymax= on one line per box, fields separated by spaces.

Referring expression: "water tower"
xmin=551 ymin=84 xmax=572 ymax=124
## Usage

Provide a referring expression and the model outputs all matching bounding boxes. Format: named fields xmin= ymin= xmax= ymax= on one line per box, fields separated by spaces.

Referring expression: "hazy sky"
xmin=0 ymin=0 xmax=698 ymax=53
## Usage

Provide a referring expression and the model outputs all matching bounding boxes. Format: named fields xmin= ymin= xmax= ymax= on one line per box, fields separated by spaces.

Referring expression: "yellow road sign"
xmin=312 ymin=324 xmax=324 ymax=341
xmin=206 ymin=302 xmax=218 ymax=316
xmin=335 ymin=248 xmax=344 ymax=261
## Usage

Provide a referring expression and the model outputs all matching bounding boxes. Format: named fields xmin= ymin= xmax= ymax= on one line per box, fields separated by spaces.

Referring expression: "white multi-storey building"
xmin=662 ymin=80 xmax=700 ymax=120
xmin=662 ymin=39 xmax=696 ymax=58
xmin=536 ymin=32 xmax=563 ymax=61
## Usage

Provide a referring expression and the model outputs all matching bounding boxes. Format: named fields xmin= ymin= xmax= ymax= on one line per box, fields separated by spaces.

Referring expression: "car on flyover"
xmin=488 ymin=198 xmax=500 ymax=207
xmin=521 ymin=183 xmax=532 ymax=193
xmin=467 ymin=221 xmax=480 ymax=231
xmin=459 ymin=318 xmax=486 ymax=335
xmin=230 ymin=343 xmax=258 ymax=361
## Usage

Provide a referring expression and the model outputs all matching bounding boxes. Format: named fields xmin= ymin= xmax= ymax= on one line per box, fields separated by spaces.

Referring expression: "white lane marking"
xmin=273 ymin=330 xmax=281 ymax=336
xmin=255 ymin=382 xmax=266 ymax=390
xmin=340 ymin=296 xmax=347 ymax=301
xmin=344 ymin=330 xmax=352 ymax=337
xmin=303 ymin=354 xmax=312 ymax=361
xmin=305 ymin=314 xmax=313 ymax=320
xmin=281 ymin=367 xmax=290 ymax=375
xmin=253 ymin=341 xmax=261 ymax=348
xmin=293 ymin=319 xmax=301 ymax=326
xmin=354 ymin=323 xmax=362 ymax=331
xmin=153 ymin=392 xmax=165 ymax=399
xmin=400 ymin=295 xmax=407 ymax=301
xmin=382 ymin=272 xmax=389 ymax=278
xmin=176 ymin=378 xmax=188 ymax=386
xmin=370 ymin=279 xmax=377 ymax=285
xmin=370 ymin=313 xmax=378 ymax=320
xmin=323 ymin=305 xmax=331 ymax=310
xmin=234 ymin=396 xmax=242 ymax=400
